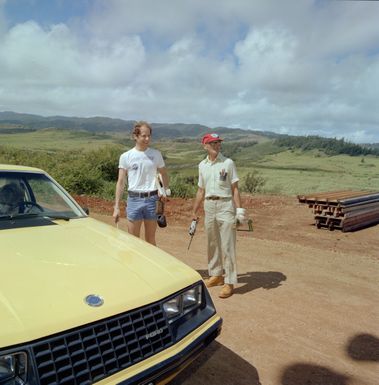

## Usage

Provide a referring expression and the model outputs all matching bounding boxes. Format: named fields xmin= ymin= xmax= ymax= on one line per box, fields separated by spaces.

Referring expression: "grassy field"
xmin=160 ymin=142 xmax=379 ymax=195
xmin=0 ymin=129 xmax=117 ymax=150
xmin=239 ymin=150 xmax=379 ymax=195
xmin=1 ymin=131 xmax=378 ymax=196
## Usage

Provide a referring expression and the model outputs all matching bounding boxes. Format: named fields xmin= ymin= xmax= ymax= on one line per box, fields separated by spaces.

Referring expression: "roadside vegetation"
xmin=1 ymin=130 xmax=378 ymax=200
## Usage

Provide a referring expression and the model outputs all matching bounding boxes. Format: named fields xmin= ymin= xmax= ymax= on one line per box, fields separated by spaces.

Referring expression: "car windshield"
xmin=0 ymin=171 xmax=85 ymax=221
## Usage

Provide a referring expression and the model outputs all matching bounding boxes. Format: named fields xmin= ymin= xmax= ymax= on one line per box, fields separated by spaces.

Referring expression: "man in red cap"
xmin=192 ymin=132 xmax=246 ymax=298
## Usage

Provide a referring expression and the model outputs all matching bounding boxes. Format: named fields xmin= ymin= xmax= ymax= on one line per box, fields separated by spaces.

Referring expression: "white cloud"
xmin=0 ymin=21 xmax=145 ymax=86
xmin=234 ymin=26 xmax=300 ymax=90
xmin=0 ymin=0 xmax=379 ymax=142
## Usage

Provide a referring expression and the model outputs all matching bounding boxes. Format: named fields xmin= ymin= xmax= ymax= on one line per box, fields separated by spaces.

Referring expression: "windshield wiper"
xmin=42 ymin=214 xmax=71 ymax=221
xmin=0 ymin=213 xmax=71 ymax=221
xmin=0 ymin=213 xmax=41 ymax=221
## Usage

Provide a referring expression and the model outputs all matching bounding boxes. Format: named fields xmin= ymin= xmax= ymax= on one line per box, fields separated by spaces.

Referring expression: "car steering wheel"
xmin=22 ymin=201 xmax=44 ymax=213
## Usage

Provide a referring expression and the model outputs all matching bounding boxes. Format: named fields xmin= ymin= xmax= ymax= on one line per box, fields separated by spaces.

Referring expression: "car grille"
xmin=31 ymin=303 xmax=173 ymax=385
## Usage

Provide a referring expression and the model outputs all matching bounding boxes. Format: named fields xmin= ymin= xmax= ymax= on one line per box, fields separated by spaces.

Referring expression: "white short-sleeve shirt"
xmin=198 ymin=153 xmax=239 ymax=198
xmin=119 ymin=147 xmax=165 ymax=192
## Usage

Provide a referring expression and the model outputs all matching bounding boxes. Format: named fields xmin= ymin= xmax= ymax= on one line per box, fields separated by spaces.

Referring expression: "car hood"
xmin=0 ymin=217 xmax=200 ymax=348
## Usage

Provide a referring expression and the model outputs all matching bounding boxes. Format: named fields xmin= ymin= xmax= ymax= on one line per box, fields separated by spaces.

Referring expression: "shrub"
xmin=84 ymin=145 xmax=124 ymax=182
xmin=99 ymin=181 xmax=119 ymax=201
xmin=242 ymin=170 xmax=266 ymax=194
xmin=170 ymin=174 xmax=197 ymax=198
xmin=54 ymin=161 xmax=104 ymax=195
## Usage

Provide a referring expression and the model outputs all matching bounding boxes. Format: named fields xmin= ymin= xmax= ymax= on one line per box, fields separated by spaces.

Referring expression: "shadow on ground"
xmin=280 ymin=333 xmax=379 ymax=385
xmin=197 ymin=269 xmax=286 ymax=295
xmin=280 ymin=363 xmax=349 ymax=385
xmin=197 ymin=270 xmax=287 ymax=294
xmin=170 ymin=341 xmax=261 ymax=385
xmin=346 ymin=333 xmax=379 ymax=361
xmin=233 ymin=271 xmax=287 ymax=294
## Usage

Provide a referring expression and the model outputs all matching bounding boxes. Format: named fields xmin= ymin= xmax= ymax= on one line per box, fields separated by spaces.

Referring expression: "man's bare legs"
xmin=144 ymin=220 xmax=157 ymax=245
xmin=128 ymin=219 xmax=157 ymax=245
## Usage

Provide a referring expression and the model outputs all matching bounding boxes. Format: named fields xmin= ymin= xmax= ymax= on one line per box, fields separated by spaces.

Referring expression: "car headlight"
xmin=163 ymin=297 xmax=180 ymax=320
xmin=0 ymin=352 xmax=27 ymax=384
xmin=182 ymin=286 xmax=202 ymax=310
xmin=163 ymin=284 xmax=202 ymax=323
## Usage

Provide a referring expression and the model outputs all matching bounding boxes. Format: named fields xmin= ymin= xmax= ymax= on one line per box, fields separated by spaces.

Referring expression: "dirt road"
xmin=86 ymin=195 xmax=379 ymax=385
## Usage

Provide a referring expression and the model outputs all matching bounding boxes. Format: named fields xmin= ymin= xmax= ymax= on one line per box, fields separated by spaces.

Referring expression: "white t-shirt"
xmin=119 ymin=147 xmax=165 ymax=192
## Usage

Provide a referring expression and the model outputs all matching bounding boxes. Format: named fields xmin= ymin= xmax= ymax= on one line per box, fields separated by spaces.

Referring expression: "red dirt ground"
xmin=74 ymin=194 xmax=379 ymax=385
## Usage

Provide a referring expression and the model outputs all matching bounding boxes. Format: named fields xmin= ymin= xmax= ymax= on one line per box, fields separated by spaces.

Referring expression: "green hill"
xmin=1 ymin=111 xmax=378 ymax=199
xmin=0 ymin=111 xmax=274 ymax=141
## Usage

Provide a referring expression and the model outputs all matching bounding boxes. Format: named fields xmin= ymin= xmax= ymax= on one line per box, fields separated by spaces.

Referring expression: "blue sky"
xmin=3 ymin=0 xmax=91 ymax=26
xmin=1 ymin=0 xmax=379 ymax=143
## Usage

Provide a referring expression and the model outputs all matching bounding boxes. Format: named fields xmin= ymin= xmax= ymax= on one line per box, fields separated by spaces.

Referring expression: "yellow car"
xmin=0 ymin=164 xmax=222 ymax=385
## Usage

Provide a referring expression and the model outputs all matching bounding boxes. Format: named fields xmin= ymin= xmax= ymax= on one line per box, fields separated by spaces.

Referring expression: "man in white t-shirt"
xmin=113 ymin=121 xmax=170 ymax=245
xmin=192 ymin=133 xmax=246 ymax=298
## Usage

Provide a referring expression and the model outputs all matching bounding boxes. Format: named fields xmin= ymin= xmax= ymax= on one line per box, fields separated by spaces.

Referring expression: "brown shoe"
xmin=219 ymin=284 xmax=234 ymax=298
xmin=204 ymin=276 xmax=224 ymax=288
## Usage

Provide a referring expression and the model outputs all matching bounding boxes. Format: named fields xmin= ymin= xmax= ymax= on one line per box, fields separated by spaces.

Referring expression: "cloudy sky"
xmin=1 ymin=0 xmax=379 ymax=143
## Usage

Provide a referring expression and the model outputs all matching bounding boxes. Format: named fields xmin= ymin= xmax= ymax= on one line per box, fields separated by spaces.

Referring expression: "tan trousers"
xmin=204 ymin=198 xmax=237 ymax=284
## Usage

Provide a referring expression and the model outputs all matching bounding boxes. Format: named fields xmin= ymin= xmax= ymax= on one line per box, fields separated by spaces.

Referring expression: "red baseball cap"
xmin=202 ymin=133 xmax=223 ymax=144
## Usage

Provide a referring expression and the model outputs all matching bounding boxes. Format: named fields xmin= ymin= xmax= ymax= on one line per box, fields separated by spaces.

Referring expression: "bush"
xmin=99 ymin=181 xmax=118 ymax=201
xmin=0 ymin=145 xmax=197 ymax=199
xmin=84 ymin=145 xmax=124 ymax=182
xmin=242 ymin=170 xmax=266 ymax=194
xmin=54 ymin=161 xmax=104 ymax=195
xmin=170 ymin=174 xmax=197 ymax=198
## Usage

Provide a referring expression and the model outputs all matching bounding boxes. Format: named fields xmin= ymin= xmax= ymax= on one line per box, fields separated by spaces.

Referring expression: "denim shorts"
xmin=126 ymin=195 xmax=158 ymax=221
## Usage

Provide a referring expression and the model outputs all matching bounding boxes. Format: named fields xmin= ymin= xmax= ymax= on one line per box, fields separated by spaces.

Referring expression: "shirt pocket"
xmin=218 ymin=175 xmax=230 ymax=191
xmin=217 ymin=169 xmax=229 ymax=188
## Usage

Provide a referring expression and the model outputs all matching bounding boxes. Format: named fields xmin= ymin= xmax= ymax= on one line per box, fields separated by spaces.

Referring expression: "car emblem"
xmin=145 ymin=328 xmax=164 ymax=340
xmin=85 ymin=294 xmax=104 ymax=307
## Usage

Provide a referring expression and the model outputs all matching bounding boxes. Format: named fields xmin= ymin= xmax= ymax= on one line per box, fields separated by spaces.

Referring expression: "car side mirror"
xmin=82 ymin=207 xmax=89 ymax=215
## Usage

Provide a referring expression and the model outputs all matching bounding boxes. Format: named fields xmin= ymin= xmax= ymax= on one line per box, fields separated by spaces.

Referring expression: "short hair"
xmin=132 ymin=121 xmax=152 ymax=137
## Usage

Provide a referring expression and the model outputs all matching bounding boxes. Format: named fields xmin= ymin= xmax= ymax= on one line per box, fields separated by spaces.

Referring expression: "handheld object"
xmin=157 ymin=214 xmax=167 ymax=228
xmin=187 ymin=219 xmax=198 ymax=250
xmin=156 ymin=199 xmax=164 ymax=215
xmin=156 ymin=174 xmax=171 ymax=197
xmin=235 ymin=207 xmax=246 ymax=225
xmin=155 ymin=175 xmax=168 ymax=228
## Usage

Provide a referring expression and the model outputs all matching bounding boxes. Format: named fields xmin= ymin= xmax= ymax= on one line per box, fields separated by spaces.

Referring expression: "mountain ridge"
xmin=0 ymin=111 xmax=278 ymax=141
xmin=1 ymin=111 xmax=378 ymax=148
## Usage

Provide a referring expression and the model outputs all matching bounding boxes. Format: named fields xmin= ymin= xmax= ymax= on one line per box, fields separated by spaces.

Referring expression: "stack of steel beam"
xmin=297 ymin=190 xmax=379 ymax=232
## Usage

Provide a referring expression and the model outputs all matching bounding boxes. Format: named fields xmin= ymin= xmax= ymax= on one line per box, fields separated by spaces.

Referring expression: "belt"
xmin=206 ymin=196 xmax=231 ymax=200
xmin=128 ymin=190 xmax=158 ymax=198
